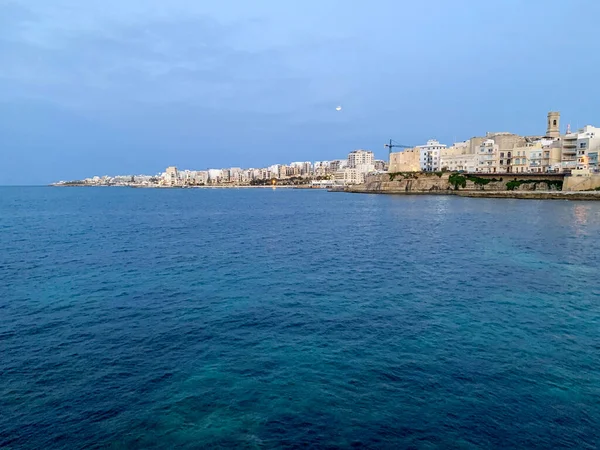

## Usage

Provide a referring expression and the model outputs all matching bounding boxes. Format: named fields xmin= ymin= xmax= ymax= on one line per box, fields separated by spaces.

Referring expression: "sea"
xmin=1 ymin=186 xmax=600 ymax=449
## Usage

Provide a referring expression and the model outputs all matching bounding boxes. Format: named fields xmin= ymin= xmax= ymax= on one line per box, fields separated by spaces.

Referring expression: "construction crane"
xmin=384 ymin=139 xmax=412 ymax=156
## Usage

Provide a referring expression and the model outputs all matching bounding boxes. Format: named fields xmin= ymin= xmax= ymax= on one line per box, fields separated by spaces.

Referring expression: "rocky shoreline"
xmin=457 ymin=190 xmax=600 ymax=200
xmin=346 ymin=189 xmax=600 ymax=200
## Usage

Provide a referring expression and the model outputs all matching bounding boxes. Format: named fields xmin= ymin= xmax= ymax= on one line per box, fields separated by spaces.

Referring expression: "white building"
xmin=475 ymin=139 xmax=499 ymax=173
xmin=561 ymin=125 xmax=600 ymax=172
xmin=164 ymin=166 xmax=179 ymax=186
xmin=440 ymin=142 xmax=475 ymax=172
xmin=418 ymin=140 xmax=446 ymax=172
xmin=440 ymin=153 xmax=477 ymax=172
xmin=348 ymin=150 xmax=375 ymax=168
xmin=228 ymin=167 xmax=243 ymax=183
xmin=334 ymin=150 xmax=375 ymax=185
xmin=207 ymin=169 xmax=222 ymax=183
xmin=290 ymin=161 xmax=313 ymax=175
xmin=334 ymin=168 xmax=368 ymax=185
xmin=194 ymin=171 xmax=209 ymax=184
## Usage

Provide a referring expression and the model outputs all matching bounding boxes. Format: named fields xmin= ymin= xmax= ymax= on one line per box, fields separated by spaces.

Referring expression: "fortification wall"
xmin=347 ymin=172 xmax=565 ymax=193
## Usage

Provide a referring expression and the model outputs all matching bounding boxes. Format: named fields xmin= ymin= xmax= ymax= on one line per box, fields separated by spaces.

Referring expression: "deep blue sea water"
xmin=1 ymin=187 xmax=600 ymax=449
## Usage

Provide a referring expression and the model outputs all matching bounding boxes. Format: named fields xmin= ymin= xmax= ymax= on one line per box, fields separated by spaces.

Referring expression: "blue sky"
xmin=1 ymin=0 xmax=599 ymax=184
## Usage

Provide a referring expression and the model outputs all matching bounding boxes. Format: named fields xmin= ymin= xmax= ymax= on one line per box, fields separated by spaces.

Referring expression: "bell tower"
xmin=547 ymin=111 xmax=560 ymax=138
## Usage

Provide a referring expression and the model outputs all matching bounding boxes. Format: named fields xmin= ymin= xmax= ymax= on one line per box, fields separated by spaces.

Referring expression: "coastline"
xmin=48 ymin=184 xmax=600 ymax=199
xmin=345 ymin=189 xmax=600 ymax=200
xmin=49 ymin=184 xmax=320 ymax=189
xmin=343 ymin=172 xmax=600 ymax=200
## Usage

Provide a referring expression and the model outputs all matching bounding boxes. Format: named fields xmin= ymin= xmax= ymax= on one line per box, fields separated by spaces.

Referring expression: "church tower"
xmin=547 ymin=111 xmax=560 ymax=138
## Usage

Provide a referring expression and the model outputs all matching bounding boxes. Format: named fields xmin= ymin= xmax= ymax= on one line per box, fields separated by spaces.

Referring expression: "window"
xmin=580 ymin=142 xmax=587 ymax=149
xmin=553 ymin=119 xmax=557 ymax=126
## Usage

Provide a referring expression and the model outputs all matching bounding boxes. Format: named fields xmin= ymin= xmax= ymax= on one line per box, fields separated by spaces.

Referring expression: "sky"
xmin=1 ymin=0 xmax=600 ymax=184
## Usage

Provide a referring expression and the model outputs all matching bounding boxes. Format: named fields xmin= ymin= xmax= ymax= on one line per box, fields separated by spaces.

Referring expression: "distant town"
xmin=54 ymin=111 xmax=599 ymax=188
xmin=54 ymin=151 xmax=389 ymax=188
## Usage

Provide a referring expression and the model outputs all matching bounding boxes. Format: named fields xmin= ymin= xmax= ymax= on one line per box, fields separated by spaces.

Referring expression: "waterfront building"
xmin=475 ymin=139 xmax=498 ymax=173
xmin=335 ymin=168 xmax=367 ymax=185
xmin=194 ymin=171 xmax=209 ymax=185
xmin=588 ymin=151 xmax=599 ymax=170
xmin=180 ymin=170 xmax=195 ymax=185
xmin=329 ymin=159 xmax=347 ymax=173
xmin=335 ymin=150 xmax=376 ymax=185
xmin=313 ymin=161 xmax=329 ymax=176
xmin=286 ymin=165 xmax=300 ymax=177
xmin=440 ymin=142 xmax=476 ymax=172
xmin=511 ymin=139 xmax=559 ymax=173
xmin=348 ymin=150 xmax=375 ymax=168
xmin=290 ymin=161 xmax=313 ymax=176
xmin=560 ymin=125 xmax=600 ymax=172
xmin=277 ymin=165 xmax=288 ymax=179
xmin=389 ymin=148 xmax=420 ymax=172
xmin=485 ymin=132 xmax=526 ymax=173
xmin=440 ymin=153 xmax=477 ymax=172
xmin=228 ymin=168 xmax=243 ymax=183
xmin=511 ymin=145 xmax=530 ymax=173
xmin=207 ymin=169 xmax=222 ymax=184
xmin=418 ymin=140 xmax=446 ymax=172
xmin=165 ymin=166 xmax=179 ymax=186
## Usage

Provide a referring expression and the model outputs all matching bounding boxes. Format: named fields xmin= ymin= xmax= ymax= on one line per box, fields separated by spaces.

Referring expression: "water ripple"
xmin=1 ymin=187 xmax=600 ymax=448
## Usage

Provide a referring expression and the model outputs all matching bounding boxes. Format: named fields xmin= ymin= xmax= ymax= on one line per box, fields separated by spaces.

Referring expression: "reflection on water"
xmin=573 ymin=204 xmax=590 ymax=235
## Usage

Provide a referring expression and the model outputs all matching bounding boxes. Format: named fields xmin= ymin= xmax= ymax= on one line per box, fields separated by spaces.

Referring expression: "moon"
xmin=336 ymin=106 xmax=342 ymax=111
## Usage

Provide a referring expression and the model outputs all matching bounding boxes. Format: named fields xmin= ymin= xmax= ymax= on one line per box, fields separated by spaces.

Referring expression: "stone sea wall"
xmin=563 ymin=174 xmax=600 ymax=192
xmin=347 ymin=172 xmax=564 ymax=194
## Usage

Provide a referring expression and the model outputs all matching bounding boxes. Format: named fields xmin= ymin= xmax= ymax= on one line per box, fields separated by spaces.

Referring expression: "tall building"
xmin=348 ymin=150 xmax=374 ymax=168
xmin=329 ymin=160 xmax=347 ymax=172
xmin=165 ymin=166 xmax=178 ymax=186
xmin=207 ymin=169 xmax=222 ymax=183
xmin=335 ymin=150 xmax=376 ymax=185
xmin=194 ymin=171 xmax=209 ymax=185
xmin=290 ymin=161 xmax=313 ymax=176
xmin=475 ymin=139 xmax=498 ymax=173
xmin=278 ymin=165 xmax=288 ymax=179
xmin=418 ymin=139 xmax=446 ymax=172
xmin=561 ymin=125 xmax=600 ymax=172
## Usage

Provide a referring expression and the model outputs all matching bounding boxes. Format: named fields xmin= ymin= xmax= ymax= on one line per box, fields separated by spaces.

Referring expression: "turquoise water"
xmin=1 ymin=187 xmax=600 ymax=449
